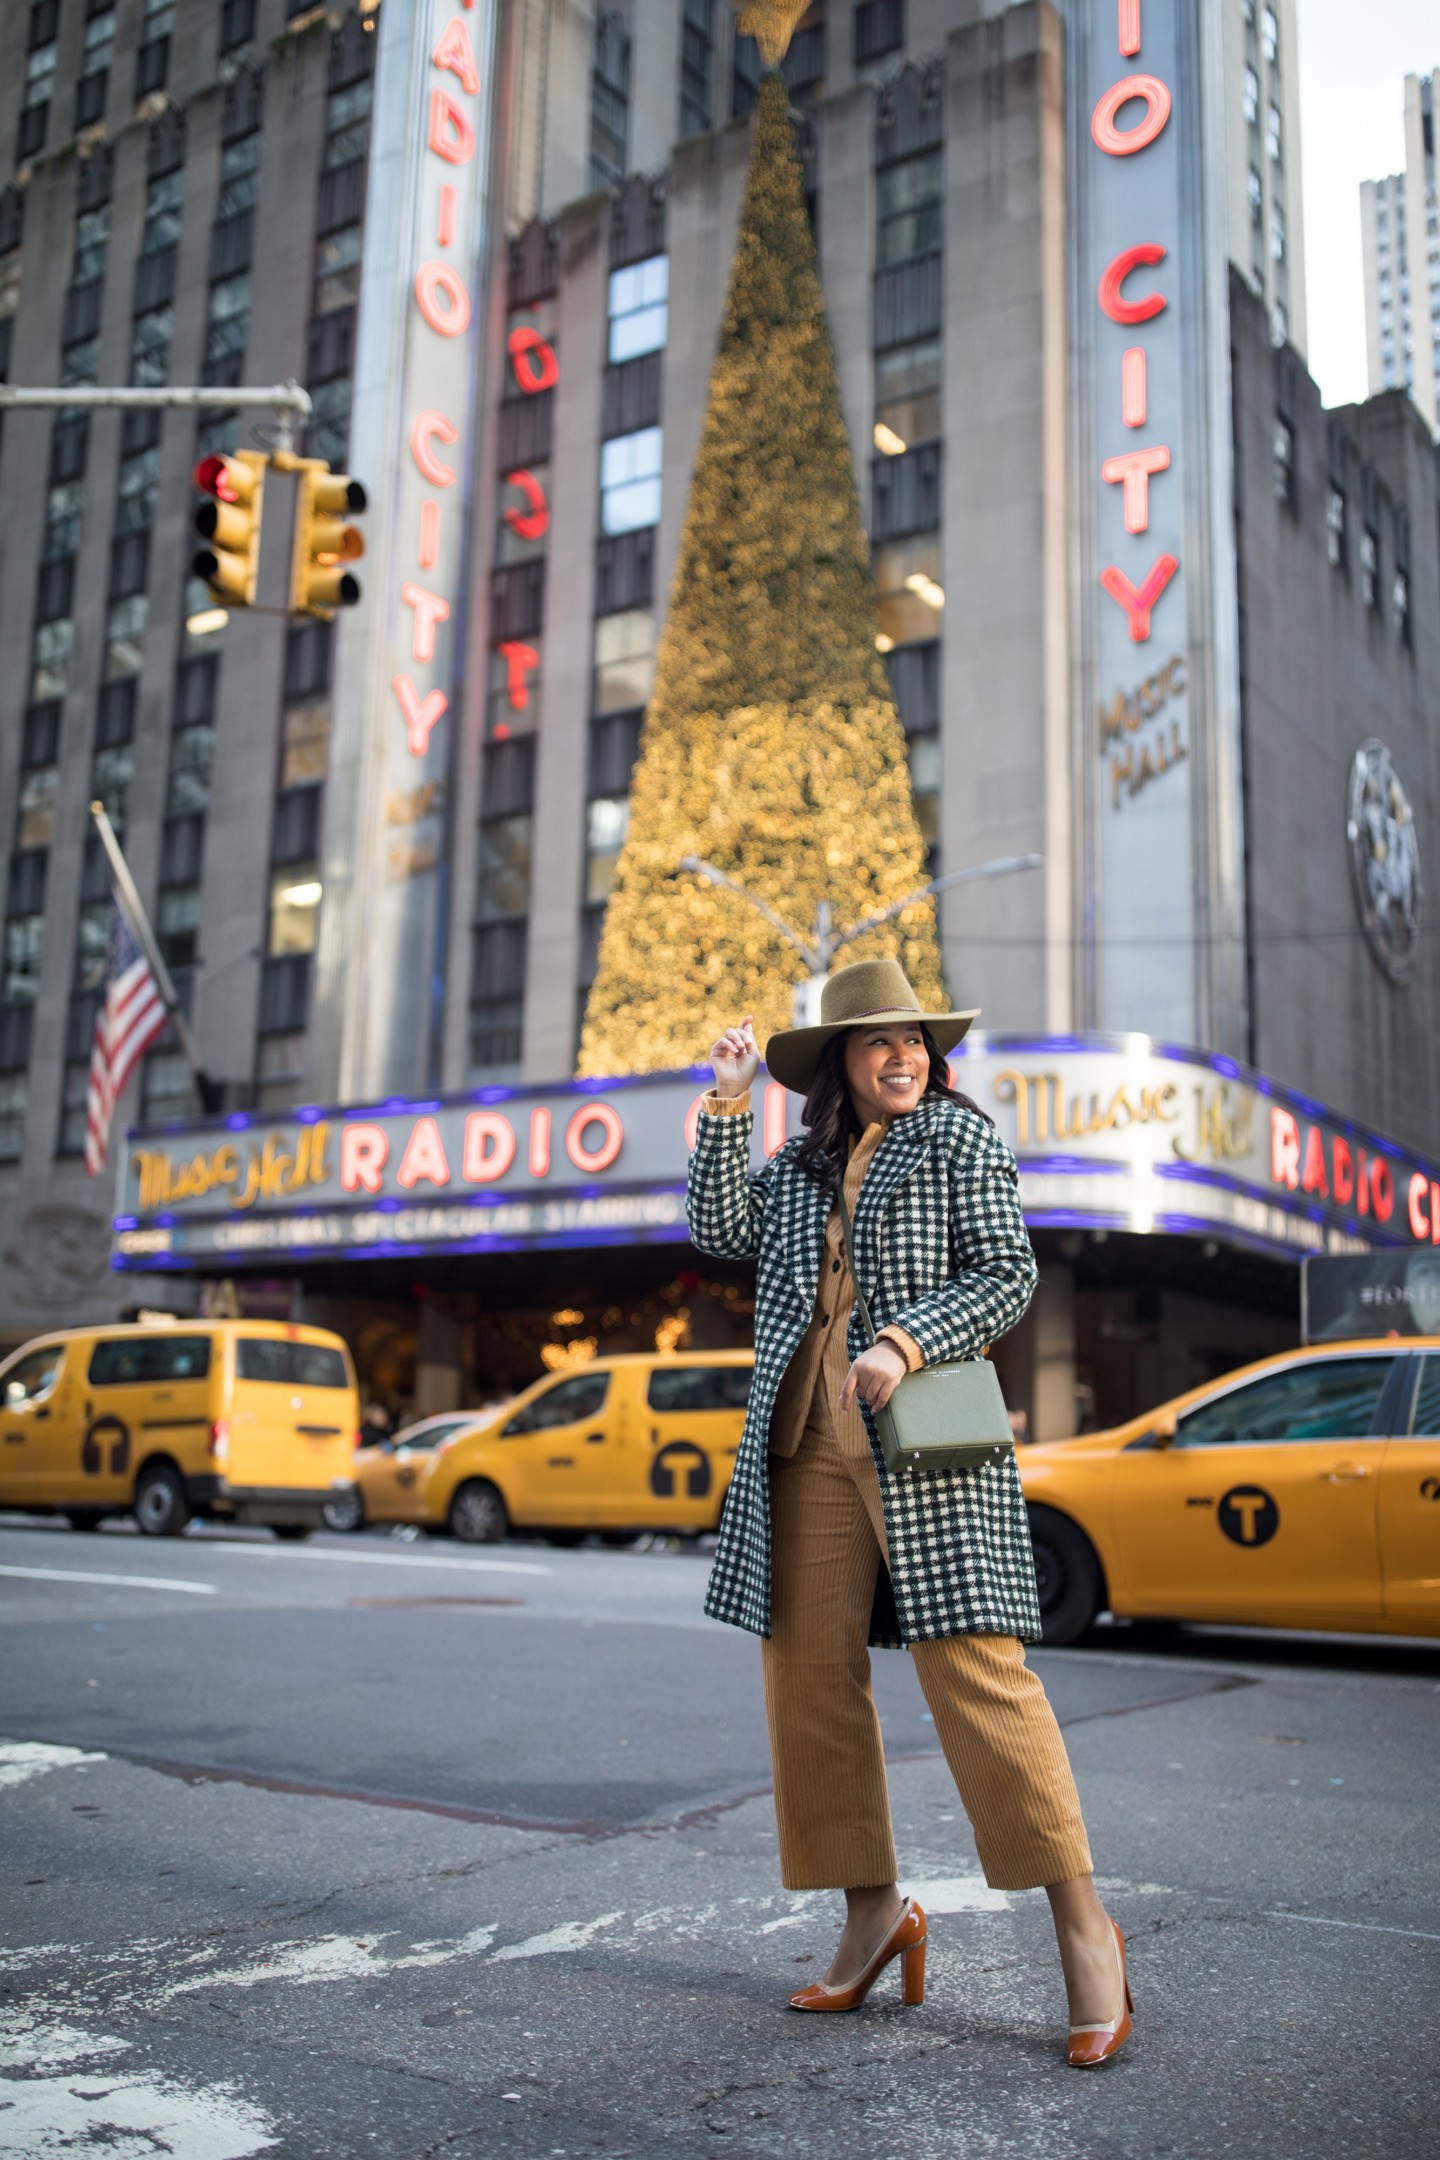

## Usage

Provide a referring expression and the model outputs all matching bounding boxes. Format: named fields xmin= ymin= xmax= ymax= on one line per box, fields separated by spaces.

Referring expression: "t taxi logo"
xmin=650 ymin=1442 xmax=711 ymax=1501
xmin=82 ymin=1417 xmax=130 ymax=1478
xmin=1218 ymin=1484 xmax=1279 ymax=1548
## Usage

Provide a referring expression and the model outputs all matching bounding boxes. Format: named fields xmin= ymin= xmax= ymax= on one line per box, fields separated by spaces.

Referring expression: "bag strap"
xmin=833 ymin=1183 xmax=878 ymax=1348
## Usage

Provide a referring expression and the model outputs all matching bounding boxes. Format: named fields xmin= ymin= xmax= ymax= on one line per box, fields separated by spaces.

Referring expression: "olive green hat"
xmin=763 ymin=957 xmax=979 ymax=1094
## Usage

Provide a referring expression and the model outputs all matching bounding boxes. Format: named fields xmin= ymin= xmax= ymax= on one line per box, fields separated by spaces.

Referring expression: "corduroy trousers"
xmin=761 ymin=1414 xmax=1094 ymax=1893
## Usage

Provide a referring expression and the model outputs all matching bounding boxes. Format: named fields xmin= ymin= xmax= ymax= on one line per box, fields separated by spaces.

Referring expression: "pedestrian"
xmin=688 ymin=957 xmax=1133 ymax=2065
xmin=361 ymin=1400 xmax=395 ymax=1447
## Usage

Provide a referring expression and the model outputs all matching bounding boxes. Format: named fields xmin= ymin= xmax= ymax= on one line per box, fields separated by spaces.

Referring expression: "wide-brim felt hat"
xmin=764 ymin=957 xmax=979 ymax=1094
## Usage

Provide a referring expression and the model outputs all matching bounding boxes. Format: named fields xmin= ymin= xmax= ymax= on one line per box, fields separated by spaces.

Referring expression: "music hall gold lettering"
xmin=131 ymin=1122 xmax=331 ymax=1214
xmin=994 ymin=1071 xmax=1179 ymax=1146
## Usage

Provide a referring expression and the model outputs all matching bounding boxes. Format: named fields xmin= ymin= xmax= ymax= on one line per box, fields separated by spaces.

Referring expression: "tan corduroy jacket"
xmin=703 ymin=1095 xmax=922 ymax=1456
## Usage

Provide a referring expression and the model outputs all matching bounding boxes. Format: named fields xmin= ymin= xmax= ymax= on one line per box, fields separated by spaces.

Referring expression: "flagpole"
xmin=89 ymin=803 xmax=221 ymax=1112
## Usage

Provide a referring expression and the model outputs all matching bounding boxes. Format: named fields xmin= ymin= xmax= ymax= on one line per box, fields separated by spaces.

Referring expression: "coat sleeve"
xmin=686 ymin=1096 xmax=780 ymax=1260
xmin=883 ymin=1120 xmax=1037 ymax=1364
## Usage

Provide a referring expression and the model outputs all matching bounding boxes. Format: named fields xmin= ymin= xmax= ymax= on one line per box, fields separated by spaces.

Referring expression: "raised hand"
xmin=710 ymin=1016 xmax=760 ymax=1099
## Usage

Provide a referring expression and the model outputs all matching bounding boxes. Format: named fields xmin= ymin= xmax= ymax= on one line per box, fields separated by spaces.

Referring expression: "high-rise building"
xmin=0 ymin=0 xmax=1436 ymax=1443
xmin=1360 ymin=71 xmax=1438 ymax=435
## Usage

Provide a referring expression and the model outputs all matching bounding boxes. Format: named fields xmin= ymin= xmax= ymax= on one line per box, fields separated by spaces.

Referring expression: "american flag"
xmin=84 ymin=905 xmax=168 ymax=1176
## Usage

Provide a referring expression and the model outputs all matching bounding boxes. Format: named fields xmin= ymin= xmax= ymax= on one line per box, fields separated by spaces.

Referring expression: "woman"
xmin=688 ymin=957 xmax=1133 ymax=2066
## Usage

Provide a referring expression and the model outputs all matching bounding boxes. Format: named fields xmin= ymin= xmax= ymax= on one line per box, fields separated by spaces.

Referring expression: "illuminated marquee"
xmin=113 ymin=1043 xmax=1438 ymax=1270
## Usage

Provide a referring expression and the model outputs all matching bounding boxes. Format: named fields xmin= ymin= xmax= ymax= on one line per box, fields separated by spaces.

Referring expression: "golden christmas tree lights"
xmin=577 ymin=69 xmax=944 ymax=1078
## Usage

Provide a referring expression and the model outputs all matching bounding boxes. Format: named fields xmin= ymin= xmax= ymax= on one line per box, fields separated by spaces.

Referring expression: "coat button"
xmin=821 ymin=1313 xmax=830 ymax=1326
xmin=832 ymin=1259 xmax=840 ymax=1273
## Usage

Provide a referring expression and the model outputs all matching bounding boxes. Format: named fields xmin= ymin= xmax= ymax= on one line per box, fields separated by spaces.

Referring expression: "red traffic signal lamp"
xmin=191 ymin=451 xmax=267 ymax=605
xmin=289 ymin=463 xmax=368 ymax=618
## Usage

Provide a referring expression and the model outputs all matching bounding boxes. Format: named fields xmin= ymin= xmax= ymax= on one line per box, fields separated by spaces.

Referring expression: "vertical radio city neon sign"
xmin=391 ymin=5 xmax=484 ymax=758
xmin=1092 ymin=6 xmax=1175 ymax=644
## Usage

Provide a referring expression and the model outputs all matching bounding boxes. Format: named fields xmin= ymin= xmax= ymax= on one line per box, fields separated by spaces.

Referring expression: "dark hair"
xmin=792 ymin=1022 xmax=992 ymax=1192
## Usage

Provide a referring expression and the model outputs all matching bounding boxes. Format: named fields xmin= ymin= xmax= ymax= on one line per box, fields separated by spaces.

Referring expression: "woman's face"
xmin=843 ymin=1024 xmax=929 ymax=1125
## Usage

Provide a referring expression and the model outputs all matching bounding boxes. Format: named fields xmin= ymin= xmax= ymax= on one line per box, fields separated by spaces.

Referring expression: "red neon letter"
xmin=502 ymin=469 xmax=549 ymax=541
xmin=1091 ymin=73 xmax=1171 ymax=156
xmin=684 ymin=1092 xmax=709 ymax=1152
xmin=396 ymin=1117 xmax=451 ymax=1189
xmin=1432 ymin=1183 xmax=1440 ymax=1244
xmin=566 ymin=1102 xmax=623 ymax=1173
xmin=437 ymin=183 xmax=457 ymax=248
xmin=496 ymin=640 xmax=539 ymax=710
xmin=1408 ymin=1173 xmax=1430 ymax=1241
xmin=529 ymin=1108 xmax=551 ymax=1177
xmin=764 ymin=1083 xmax=787 ymax=1159
xmin=1099 ymin=553 xmax=1178 ymax=641
xmin=418 ymin=499 xmax=440 ymax=570
xmin=507 ymin=326 xmax=559 ymax=394
xmin=410 ymin=410 xmax=458 ymax=486
xmin=1270 ymin=1107 xmax=1300 ymax=1191
xmin=1371 ymin=1157 xmax=1395 ymax=1224
xmin=1101 ymin=444 xmax=1170 ymax=533
xmin=393 ymin=674 xmax=448 ymax=755
xmin=1301 ymin=1126 xmax=1329 ymax=1197
xmin=1332 ymin=1136 xmax=1354 ymax=1204
xmin=1098 ymin=242 xmax=1167 ymax=323
xmin=1122 ymin=347 xmax=1146 ymax=426
xmin=1118 ymin=0 xmax=1140 ymax=55
xmin=1356 ymin=1148 xmax=1370 ymax=1215
xmin=341 ymin=1124 xmax=388 ymax=1194
xmin=401 ymin=582 xmax=451 ymax=663
xmin=432 ymin=16 xmax=480 ymax=93
xmin=415 ymin=261 xmax=471 ymax=337
xmin=428 ymin=87 xmax=475 ymax=165
xmin=463 ymin=1111 xmax=516 ymax=1183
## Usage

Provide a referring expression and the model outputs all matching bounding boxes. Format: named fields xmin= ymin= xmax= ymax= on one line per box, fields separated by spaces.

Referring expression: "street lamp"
xmin=678 ymin=851 xmax=1043 ymax=1023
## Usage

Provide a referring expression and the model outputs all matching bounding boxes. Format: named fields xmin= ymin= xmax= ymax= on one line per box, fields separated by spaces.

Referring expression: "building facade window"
xmin=19 ymin=0 xmax=58 ymax=164
xmin=600 ymin=426 xmax=662 ymax=534
xmin=591 ymin=11 xmax=631 ymax=191
xmin=1272 ymin=417 xmax=1294 ymax=509
xmin=76 ymin=3 xmax=115 ymax=131
xmin=1359 ymin=526 xmax=1379 ymax=612
xmin=877 ymin=148 xmax=942 ymax=267
xmin=1325 ymin=486 xmax=1346 ymax=571
xmin=307 ymin=22 xmax=375 ymax=468
xmin=679 ymin=0 xmax=715 ymax=139
xmin=608 ymin=254 xmax=667 ymax=361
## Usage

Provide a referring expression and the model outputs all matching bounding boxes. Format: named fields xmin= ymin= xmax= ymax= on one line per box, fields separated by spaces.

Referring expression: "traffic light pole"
xmin=0 ymin=379 xmax=312 ymax=450
xmin=89 ymin=803 xmax=223 ymax=1115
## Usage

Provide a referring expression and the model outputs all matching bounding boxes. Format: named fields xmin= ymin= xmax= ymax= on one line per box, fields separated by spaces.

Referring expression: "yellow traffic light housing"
xmin=289 ymin=461 xmax=367 ymax=618
xmin=191 ymin=451 xmax=268 ymax=606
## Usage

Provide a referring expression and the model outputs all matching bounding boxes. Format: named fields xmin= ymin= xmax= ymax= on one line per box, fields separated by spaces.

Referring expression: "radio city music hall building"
xmin=1 ymin=0 xmax=1438 ymax=1432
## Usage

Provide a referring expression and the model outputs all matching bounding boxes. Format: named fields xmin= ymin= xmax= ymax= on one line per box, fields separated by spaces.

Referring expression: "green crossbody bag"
xmin=835 ymin=1185 xmax=1015 ymax=1478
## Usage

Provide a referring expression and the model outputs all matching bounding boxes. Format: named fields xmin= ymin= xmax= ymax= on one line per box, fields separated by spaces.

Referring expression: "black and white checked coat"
xmin=688 ymin=1095 xmax=1042 ymax=1647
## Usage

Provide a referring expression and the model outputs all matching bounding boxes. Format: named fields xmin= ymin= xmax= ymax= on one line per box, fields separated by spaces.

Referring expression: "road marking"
xmin=0 ymin=2065 xmax=277 ymax=2157
xmin=490 ymin=1912 xmax=623 ymax=1961
xmin=0 ymin=1741 xmax=106 ymax=1790
xmin=211 ymin=1545 xmax=549 ymax=1577
xmin=899 ymin=1875 xmax=1011 ymax=1913
xmin=1265 ymin=1910 xmax=1440 ymax=1943
xmin=0 ymin=1563 xmax=216 ymax=1595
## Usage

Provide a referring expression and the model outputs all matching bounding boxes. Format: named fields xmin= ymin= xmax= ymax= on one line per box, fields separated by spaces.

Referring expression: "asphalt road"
xmin=1 ymin=1513 xmax=1437 ymax=2159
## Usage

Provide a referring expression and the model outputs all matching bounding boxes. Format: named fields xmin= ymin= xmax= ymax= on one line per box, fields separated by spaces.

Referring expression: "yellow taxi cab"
xmin=0 ymin=1318 xmax=360 ymax=1538
xmin=328 ymin=1411 xmax=479 ymax=1533
xmin=1019 ymin=1337 xmax=1440 ymax=1643
xmin=344 ymin=1352 xmax=754 ymax=1544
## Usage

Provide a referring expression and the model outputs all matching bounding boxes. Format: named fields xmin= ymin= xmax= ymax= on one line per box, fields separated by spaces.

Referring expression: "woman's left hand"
xmin=840 ymin=1339 xmax=908 ymax=1414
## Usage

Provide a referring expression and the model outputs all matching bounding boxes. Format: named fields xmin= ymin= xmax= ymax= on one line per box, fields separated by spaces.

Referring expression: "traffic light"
xmin=191 ymin=451 xmax=267 ymax=606
xmin=289 ymin=462 xmax=367 ymax=618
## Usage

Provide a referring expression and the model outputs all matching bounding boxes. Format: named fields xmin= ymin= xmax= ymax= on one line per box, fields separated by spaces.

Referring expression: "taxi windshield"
xmin=1177 ymin=1356 xmax=1394 ymax=1446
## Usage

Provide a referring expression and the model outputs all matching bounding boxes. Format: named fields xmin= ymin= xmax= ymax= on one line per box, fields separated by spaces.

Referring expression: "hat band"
xmin=826 ymin=1002 xmax=924 ymax=1023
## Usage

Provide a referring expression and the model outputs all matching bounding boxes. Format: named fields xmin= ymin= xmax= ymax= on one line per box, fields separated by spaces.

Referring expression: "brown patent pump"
xmin=1067 ymin=1919 xmax=1134 ymax=2068
xmin=788 ymin=1897 xmax=928 ymax=2013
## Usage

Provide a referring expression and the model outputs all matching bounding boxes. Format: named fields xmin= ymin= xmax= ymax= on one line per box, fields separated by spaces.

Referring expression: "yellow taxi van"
xmin=344 ymin=1351 xmax=754 ymax=1543
xmin=1019 ymin=1336 xmax=1440 ymax=1643
xmin=0 ymin=1319 xmax=360 ymax=1538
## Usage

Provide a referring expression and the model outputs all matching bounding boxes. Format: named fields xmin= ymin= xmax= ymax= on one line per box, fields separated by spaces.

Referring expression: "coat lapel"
xmin=784 ymin=1158 xmax=832 ymax=1307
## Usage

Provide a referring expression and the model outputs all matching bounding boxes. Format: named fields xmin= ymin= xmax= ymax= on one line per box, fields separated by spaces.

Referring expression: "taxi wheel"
xmin=322 ymin=1491 xmax=365 ymax=1534
xmin=450 ymin=1479 xmax=507 ymax=1545
xmin=134 ymin=1463 xmax=192 ymax=1539
xmin=1026 ymin=1504 xmax=1103 ymax=1647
